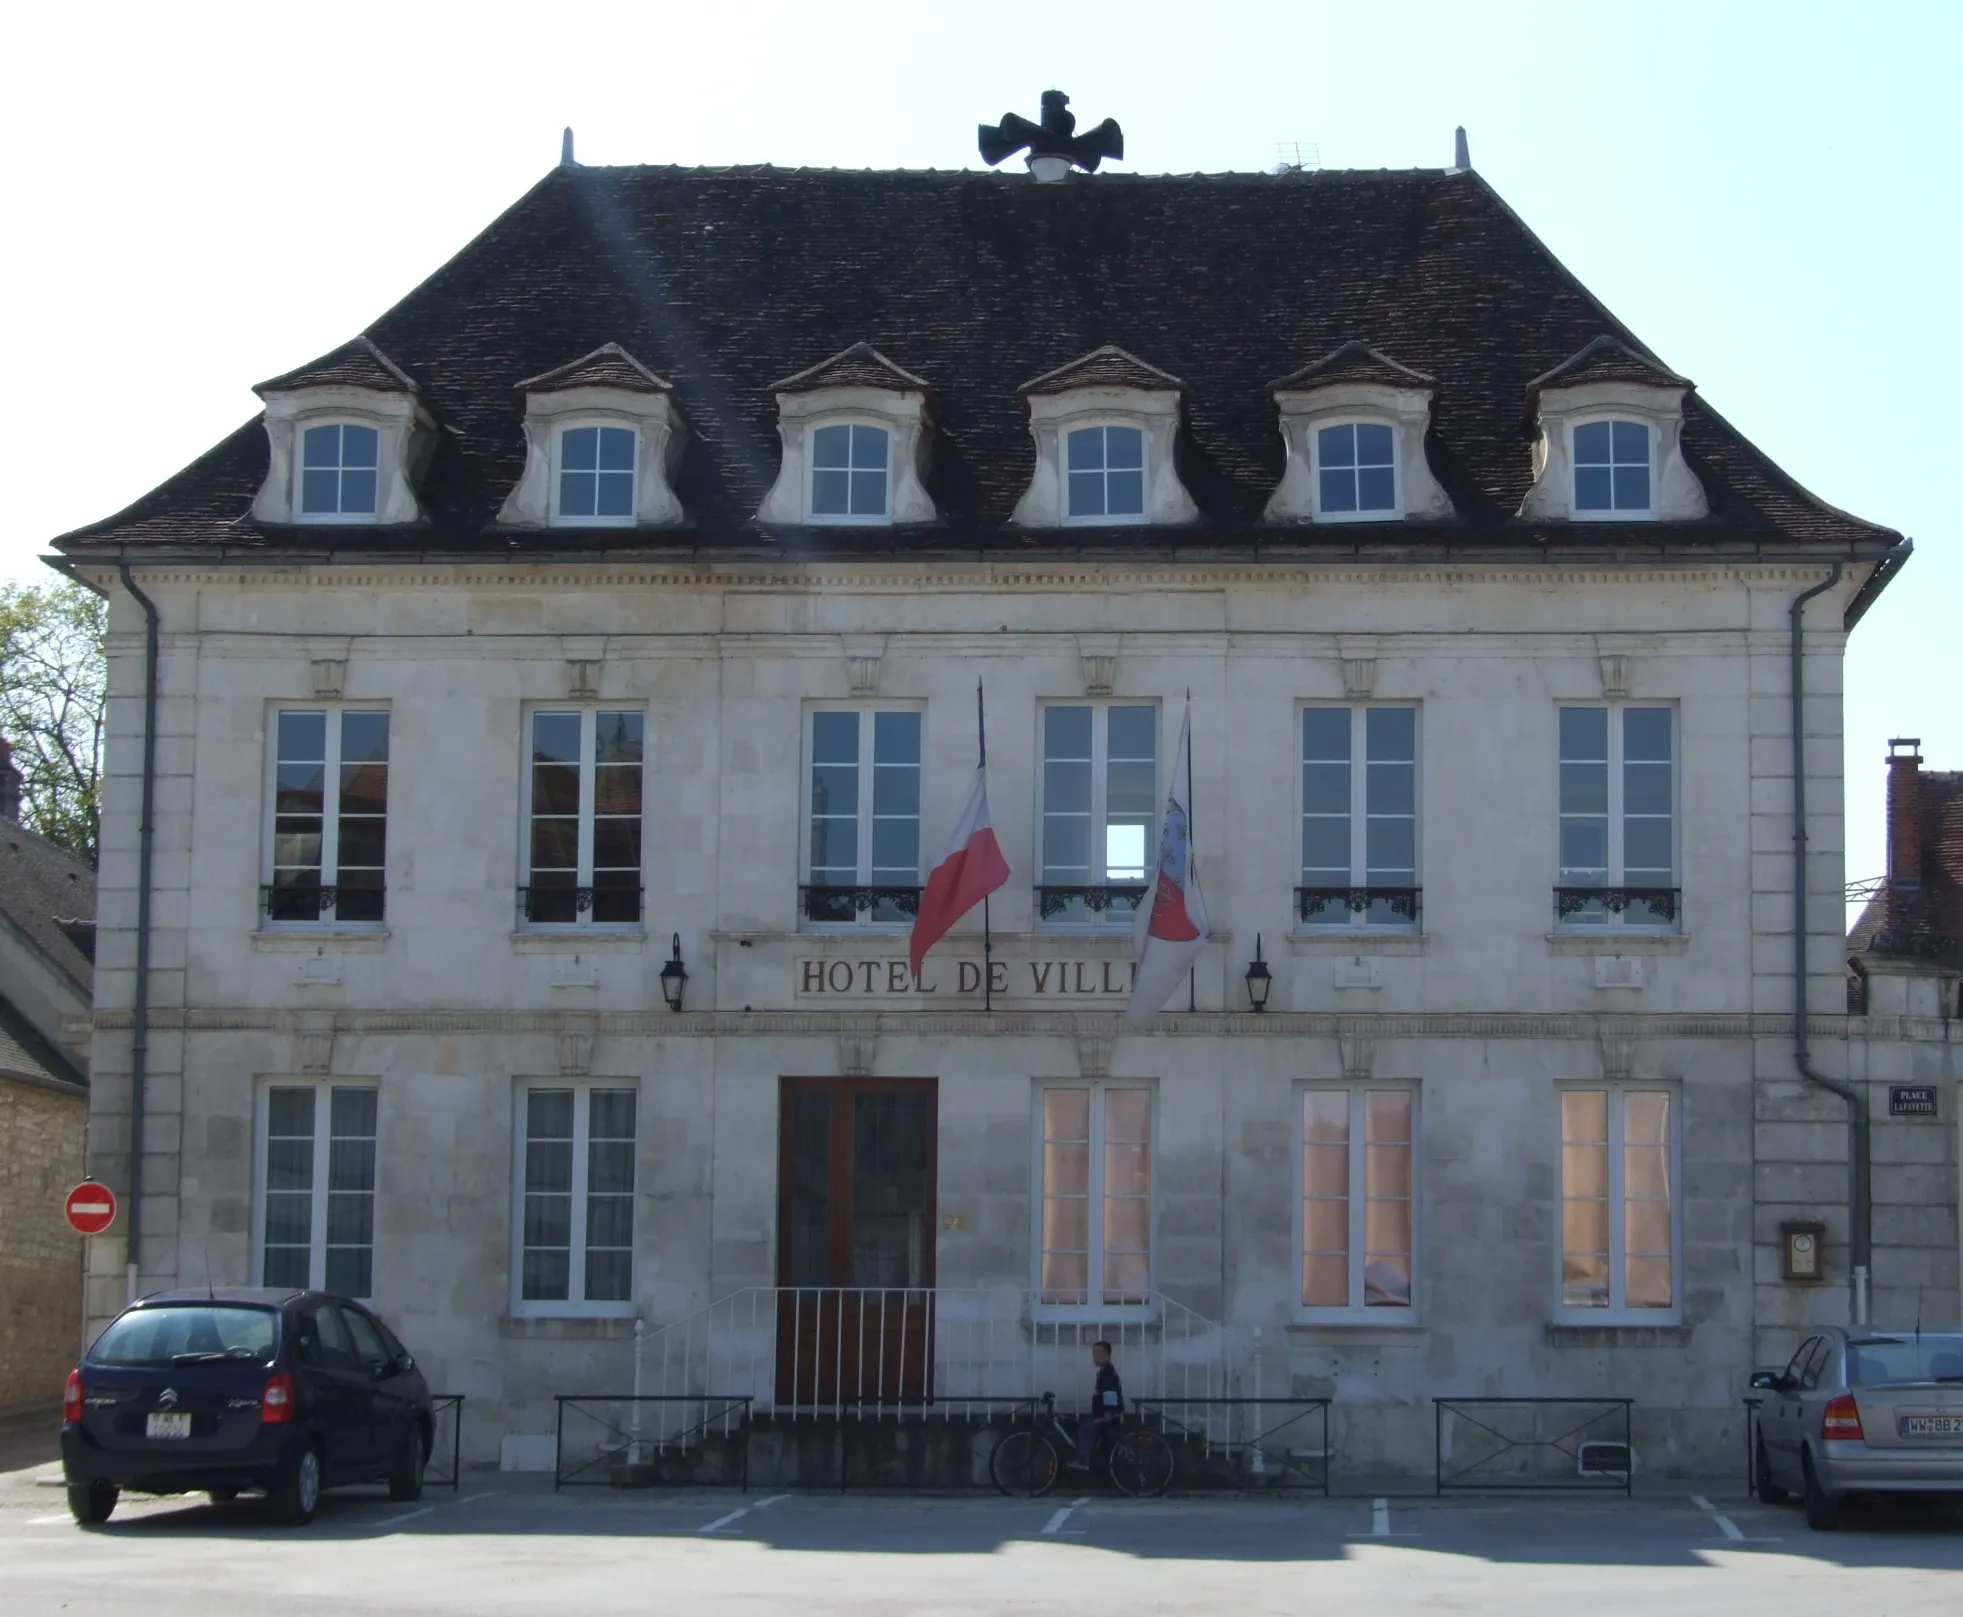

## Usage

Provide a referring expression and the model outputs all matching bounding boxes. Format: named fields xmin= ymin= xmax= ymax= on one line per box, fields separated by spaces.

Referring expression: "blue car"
xmin=61 ymin=1287 xmax=432 ymax=1526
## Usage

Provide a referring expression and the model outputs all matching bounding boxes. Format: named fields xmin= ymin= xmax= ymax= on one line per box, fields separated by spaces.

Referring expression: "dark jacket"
xmin=1093 ymin=1362 xmax=1124 ymax=1417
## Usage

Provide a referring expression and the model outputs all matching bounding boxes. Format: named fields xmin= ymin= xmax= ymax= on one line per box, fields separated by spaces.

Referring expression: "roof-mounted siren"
xmin=979 ymin=90 xmax=1123 ymax=183
xmin=1452 ymin=126 xmax=1470 ymax=172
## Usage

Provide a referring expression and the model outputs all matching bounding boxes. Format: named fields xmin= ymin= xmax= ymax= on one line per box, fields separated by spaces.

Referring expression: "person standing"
xmin=1067 ymin=1341 xmax=1124 ymax=1470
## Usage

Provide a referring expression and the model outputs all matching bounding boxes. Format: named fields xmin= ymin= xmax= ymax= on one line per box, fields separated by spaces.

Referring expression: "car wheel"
xmin=388 ymin=1423 xmax=426 ymax=1503
xmin=67 ymin=1480 xmax=118 ymax=1526
xmin=1801 ymin=1453 xmax=1841 ymax=1531
xmin=270 ymin=1441 xmax=323 ymax=1527
xmin=1754 ymin=1436 xmax=1791 ymax=1505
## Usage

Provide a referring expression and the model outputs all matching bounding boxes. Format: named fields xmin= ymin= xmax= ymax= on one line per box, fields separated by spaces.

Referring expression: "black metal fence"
xmin=1134 ymin=1398 xmax=1332 ymax=1494
xmin=425 ymin=1394 xmax=466 ymax=1489
xmin=1434 ymin=1398 xmax=1634 ymax=1494
xmin=554 ymin=1395 xmax=753 ymax=1491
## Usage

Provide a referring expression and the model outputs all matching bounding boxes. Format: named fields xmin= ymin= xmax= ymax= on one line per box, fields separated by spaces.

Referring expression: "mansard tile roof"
xmin=253 ymin=335 xmax=420 ymax=398
xmin=518 ymin=342 xmax=672 ymax=394
xmin=770 ymin=342 xmax=930 ymax=394
xmin=1529 ymin=334 xmax=1690 ymax=394
xmin=1270 ymin=342 xmax=1436 ymax=393
xmin=53 ymin=165 xmax=1900 ymax=557
xmin=1020 ymin=345 xmax=1183 ymax=395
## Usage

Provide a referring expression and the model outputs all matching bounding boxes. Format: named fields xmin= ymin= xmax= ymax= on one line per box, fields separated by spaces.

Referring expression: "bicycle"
xmin=989 ymin=1391 xmax=1176 ymax=1498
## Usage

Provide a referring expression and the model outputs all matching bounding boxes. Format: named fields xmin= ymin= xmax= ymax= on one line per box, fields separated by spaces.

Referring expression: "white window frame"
xmin=1568 ymin=415 xmax=1657 ymax=520
xmin=1030 ymin=1080 xmax=1158 ymax=1321
xmin=799 ymin=703 xmax=925 ymax=931
xmin=510 ymin=1081 xmax=639 ymax=1319
xmin=1295 ymin=703 xmax=1420 ymax=932
xmin=518 ymin=706 xmax=648 ymax=931
xmin=1061 ymin=421 xmax=1149 ymax=527
xmin=1553 ymin=1082 xmax=1682 ymax=1326
xmin=1035 ymin=699 xmax=1160 ymax=931
xmin=250 ymin=1080 xmax=380 ymax=1300
xmin=804 ymin=417 xmax=893 ymax=524
xmin=1555 ymin=702 xmax=1679 ymax=932
xmin=262 ymin=705 xmax=390 ymax=931
xmin=292 ymin=417 xmax=383 ymax=525
xmin=1309 ymin=416 xmax=1404 ymax=523
xmin=1294 ymin=1084 xmax=1420 ymax=1323
xmin=550 ymin=418 xmax=641 ymax=528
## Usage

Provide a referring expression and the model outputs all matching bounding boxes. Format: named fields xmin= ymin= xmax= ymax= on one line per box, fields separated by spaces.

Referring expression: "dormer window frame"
xmin=294 ymin=416 xmax=383 ymax=526
xmin=804 ymin=415 xmax=895 ymax=526
xmin=757 ymin=374 xmax=936 ymax=529
xmin=1567 ymin=414 xmax=1657 ymax=521
xmin=498 ymin=350 xmax=687 ymax=531
xmin=1061 ymin=419 xmax=1150 ymax=527
xmin=1012 ymin=388 xmax=1196 ymax=530
xmin=1518 ymin=341 xmax=1708 ymax=524
xmin=1307 ymin=416 xmax=1405 ymax=524
xmin=549 ymin=416 xmax=643 ymax=529
xmin=1264 ymin=362 xmax=1453 ymax=527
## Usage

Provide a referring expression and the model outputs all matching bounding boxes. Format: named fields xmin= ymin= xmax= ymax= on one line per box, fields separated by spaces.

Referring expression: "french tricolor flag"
xmin=908 ymin=758 xmax=1010 ymax=981
xmin=1126 ymin=703 xmax=1208 ymax=1025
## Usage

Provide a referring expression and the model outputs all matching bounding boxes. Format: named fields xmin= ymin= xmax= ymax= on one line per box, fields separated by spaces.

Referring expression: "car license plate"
xmin=145 ymin=1412 xmax=191 ymax=1440
xmin=1898 ymin=1414 xmax=1963 ymax=1439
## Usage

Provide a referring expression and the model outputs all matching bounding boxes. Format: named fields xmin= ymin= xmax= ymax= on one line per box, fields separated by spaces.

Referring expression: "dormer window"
xmin=1315 ymin=422 xmax=1397 ymax=517
xmin=300 ymin=423 xmax=380 ymax=520
xmin=1012 ymin=348 xmax=1197 ymax=529
xmin=758 ymin=345 xmax=935 ymax=528
xmin=1520 ymin=338 xmax=1706 ymax=524
xmin=1572 ymin=420 xmax=1652 ymax=515
xmin=500 ymin=344 xmax=687 ymax=530
xmin=810 ymin=423 xmax=891 ymax=521
xmin=1264 ymin=345 xmax=1452 ymax=526
xmin=556 ymin=425 xmax=637 ymax=523
xmin=1065 ymin=425 xmax=1145 ymax=522
xmin=251 ymin=337 xmax=434 ymax=528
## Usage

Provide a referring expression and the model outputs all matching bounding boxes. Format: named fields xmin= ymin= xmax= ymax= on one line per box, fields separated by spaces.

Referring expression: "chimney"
xmin=1453 ymin=126 xmax=1471 ymax=171
xmin=560 ymin=127 xmax=577 ymax=167
xmin=0 ymin=738 xmax=19 ymax=822
xmin=1886 ymin=737 xmax=1924 ymax=934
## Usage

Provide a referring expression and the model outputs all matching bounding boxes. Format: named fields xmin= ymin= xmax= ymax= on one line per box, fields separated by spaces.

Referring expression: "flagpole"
xmin=1186 ymin=690 xmax=1196 ymax=1014
xmin=979 ymin=680 xmax=993 ymax=1014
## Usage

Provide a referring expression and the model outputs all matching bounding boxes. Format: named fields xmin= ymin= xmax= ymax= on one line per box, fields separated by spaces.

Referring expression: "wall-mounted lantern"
xmin=1244 ymin=935 xmax=1272 ymax=1012
xmin=659 ymin=933 xmax=689 ymax=1013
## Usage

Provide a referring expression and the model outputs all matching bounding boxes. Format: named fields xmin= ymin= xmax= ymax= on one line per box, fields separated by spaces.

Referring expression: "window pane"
xmin=1559 ymin=707 xmax=1609 ymax=761
xmin=1105 ymin=470 xmax=1144 ymax=515
xmin=1320 ymin=468 xmax=1358 ymax=513
xmin=337 ymin=425 xmax=377 ymax=469
xmin=302 ymin=425 xmax=341 ymax=468
xmin=532 ymin=713 xmax=581 ymax=766
xmin=1317 ymin=424 xmax=1356 ymax=468
xmin=559 ymin=473 xmax=596 ymax=518
xmin=849 ymin=469 xmax=886 ymax=516
xmin=1045 ymin=705 xmax=1093 ymax=759
xmin=300 ymin=469 xmax=339 ymax=513
xmin=1612 ymin=465 xmax=1650 ymax=510
xmin=1302 ymin=1252 xmax=1347 ymax=1308
xmin=850 ymin=425 xmax=888 ymax=471
xmin=592 ymin=819 xmax=642 ymax=870
xmin=1042 ymin=1252 xmax=1088 ymax=1303
xmin=811 ymin=468 xmax=849 ymax=515
xmin=597 ymin=427 xmax=635 ymax=471
xmin=1624 ymin=1255 xmax=1673 ymax=1309
xmin=872 ymin=709 xmax=920 ymax=765
xmin=339 ymin=470 xmax=377 ymax=515
xmin=1106 ymin=705 xmax=1156 ymax=762
xmin=1573 ymin=421 xmax=1611 ymax=464
xmin=811 ymin=424 xmax=851 ymax=468
xmin=1623 ymin=708 xmax=1671 ymax=762
xmin=595 ymin=711 xmax=643 ymax=765
xmin=1364 ymin=707 xmax=1414 ymax=762
xmin=1067 ymin=470 xmax=1104 ymax=517
xmin=1103 ymin=426 xmax=1143 ymax=469
xmin=1365 ymin=759 xmax=1414 ymax=816
xmin=594 ymin=471 xmax=634 ymax=517
xmin=1067 ymin=428 xmax=1104 ymax=471
xmin=1574 ymin=466 xmax=1612 ymax=510
xmin=1610 ymin=420 xmax=1648 ymax=463
xmin=1355 ymin=423 xmax=1394 ymax=466
xmin=1365 ymin=817 xmax=1414 ymax=873
xmin=1302 ymin=761 xmax=1349 ymax=815
xmin=1623 ymin=818 xmax=1673 ymax=875
xmin=339 ymin=710 xmax=389 ymax=764
xmin=1301 ymin=818 xmax=1350 ymax=875
xmin=277 ymin=709 xmax=327 ymax=763
xmin=1363 ymin=1252 xmax=1411 ymax=1307
xmin=1355 ymin=467 xmax=1394 ymax=510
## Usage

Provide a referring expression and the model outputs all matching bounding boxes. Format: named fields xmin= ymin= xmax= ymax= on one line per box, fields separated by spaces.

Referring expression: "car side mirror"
xmin=394 ymin=1352 xmax=415 ymax=1374
xmin=1748 ymin=1370 xmax=1785 ymax=1392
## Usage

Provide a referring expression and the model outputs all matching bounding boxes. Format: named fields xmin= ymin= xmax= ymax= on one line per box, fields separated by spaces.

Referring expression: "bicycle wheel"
xmin=1108 ymin=1428 xmax=1175 ymax=1498
xmin=989 ymin=1428 xmax=1061 ymax=1498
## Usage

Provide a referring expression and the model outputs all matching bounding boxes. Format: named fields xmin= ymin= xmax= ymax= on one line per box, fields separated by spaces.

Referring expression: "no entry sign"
xmin=64 ymin=1182 xmax=117 ymax=1236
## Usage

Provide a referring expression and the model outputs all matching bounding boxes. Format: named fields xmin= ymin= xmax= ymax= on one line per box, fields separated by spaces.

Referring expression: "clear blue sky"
xmin=6 ymin=0 xmax=1954 ymax=907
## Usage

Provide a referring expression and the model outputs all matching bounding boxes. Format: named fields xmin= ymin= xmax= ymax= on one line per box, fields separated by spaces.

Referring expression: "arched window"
xmin=809 ymin=423 xmax=890 ymax=520
xmin=556 ymin=425 xmax=638 ymax=523
xmin=1573 ymin=420 xmax=1652 ymax=514
xmin=1065 ymin=425 xmax=1146 ymax=522
xmin=299 ymin=423 xmax=379 ymax=519
xmin=1315 ymin=422 xmax=1397 ymax=517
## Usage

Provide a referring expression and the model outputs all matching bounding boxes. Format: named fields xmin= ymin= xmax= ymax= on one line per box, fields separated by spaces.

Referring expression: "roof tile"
xmin=253 ymin=335 xmax=420 ymax=398
xmin=518 ymin=342 xmax=672 ymax=394
xmin=1271 ymin=341 xmax=1436 ymax=392
xmin=1021 ymin=345 xmax=1183 ymax=395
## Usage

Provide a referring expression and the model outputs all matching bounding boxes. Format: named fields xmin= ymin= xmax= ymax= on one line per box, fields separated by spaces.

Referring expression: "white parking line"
xmin=1689 ymin=1493 xmax=1746 ymax=1541
xmin=1041 ymin=1496 xmax=1091 ymax=1535
xmin=26 ymin=1514 xmax=72 ymax=1526
xmin=381 ymin=1505 xmax=435 ymax=1528
xmin=1372 ymin=1497 xmax=1390 ymax=1536
xmin=456 ymin=1490 xmax=502 ymax=1505
xmin=697 ymin=1493 xmax=786 ymax=1534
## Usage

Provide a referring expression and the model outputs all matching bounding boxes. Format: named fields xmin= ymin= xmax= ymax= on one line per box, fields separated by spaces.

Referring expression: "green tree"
xmin=0 ymin=577 xmax=106 ymax=866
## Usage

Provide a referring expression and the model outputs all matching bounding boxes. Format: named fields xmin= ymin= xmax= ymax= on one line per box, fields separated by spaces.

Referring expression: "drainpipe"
xmin=1790 ymin=560 xmax=1870 ymax=1324
xmin=117 ymin=565 xmax=160 ymax=1307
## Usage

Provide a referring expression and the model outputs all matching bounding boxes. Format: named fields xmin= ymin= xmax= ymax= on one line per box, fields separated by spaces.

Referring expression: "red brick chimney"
xmin=1886 ymin=738 xmax=1923 ymax=934
xmin=0 ymin=737 xmax=19 ymax=822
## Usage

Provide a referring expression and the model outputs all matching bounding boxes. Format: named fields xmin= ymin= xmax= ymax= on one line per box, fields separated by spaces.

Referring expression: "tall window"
xmin=1557 ymin=705 xmax=1676 ymax=928
xmin=523 ymin=710 xmax=645 ymax=926
xmin=267 ymin=709 xmax=389 ymax=925
xmin=1315 ymin=422 xmax=1397 ymax=517
xmin=1065 ymin=425 xmax=1146 ymax=522
xmin=1038 ymin=703 xmax=1157 ymax=926
xmin=557 ymin=425 xmax=637 ymax=522
xmin=1299 ymin=706 xmax=1418 ymax=928
xmin=1300 ymin=1088 xmax=1415 ymax=1314
xmin=810 ymin=423 xmax=890 ymax=520
xmin=517 ymin=1085 xmax=637 ymax=1313
xmin=299 ymin=423 xmax=379 ymax=519
xmin=1572 ymin=420 xmax=1651 ymax=514
xmin=259 ymin=1084 xmax=378 ymax=1297
xmin=1037 ymin=1084 xmax=1153 ymax=1309
xmin=803 ymin=708 xmax=922 ymax=925
xmin=1559 ymin=1087 xmax=1676 ymax=1317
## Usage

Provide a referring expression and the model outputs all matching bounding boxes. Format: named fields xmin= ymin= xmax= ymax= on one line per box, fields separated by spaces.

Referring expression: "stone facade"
xmin=0 ymin=1077 xmax=86 ymax=1409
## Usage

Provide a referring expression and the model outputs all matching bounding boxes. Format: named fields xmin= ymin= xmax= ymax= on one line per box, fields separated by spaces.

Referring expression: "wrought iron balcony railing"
xmin=799 ymin=884 xmax=922 ymax=923
xmin=517 ymin=884 xmax=645 ymax=926
xmin=1036 ymin=883 xmax=1149 ymax=921
xmin=1295 ymin=886 xmax=1421 ymax=925
xmin=1553 ymin=886 xmax=1680 ymax=925
xmin=261 ymin=878 xmax=385 ymax=924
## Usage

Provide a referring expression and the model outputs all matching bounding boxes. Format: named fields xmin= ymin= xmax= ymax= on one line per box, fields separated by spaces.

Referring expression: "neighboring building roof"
xmin=52 ymin=164 xmax=1901 ymax=557
xmin=1020 ymin=345 xmax=1183 ymax=395
xmin=0 ymin=989 xmax=84 ymax=1093
xmin=253 ymin=335 xmax=420 ymax=398
xmin=517 ymin=342 xmax=672 ymax=394
xmin=769 ymin=342 xmax=931 ymax=394
xmin=0 ymin=821 xmax=95 ymax=1000
xmin=1529 ymin=334 xmax=1690 ymax=393
xmin=1849 ymin=770 xmax=1963 ymax=961
xmin=1271 ymin=342 xmax=1437 ymax=393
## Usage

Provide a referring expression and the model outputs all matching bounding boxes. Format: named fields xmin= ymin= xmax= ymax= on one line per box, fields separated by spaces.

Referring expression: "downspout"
xmin=117 ymin=565 xmax=160 ymax=1306
xmin=1790 ymin=560 xmax=1870 ymax=1324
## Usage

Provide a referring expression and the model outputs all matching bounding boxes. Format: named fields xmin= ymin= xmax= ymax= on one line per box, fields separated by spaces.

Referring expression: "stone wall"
xmin=0 ymin=1077 xmax=86 ymax=1410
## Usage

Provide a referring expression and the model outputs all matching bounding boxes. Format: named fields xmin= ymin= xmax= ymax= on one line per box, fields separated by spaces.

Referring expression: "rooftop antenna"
xmin=560 ymin=127 xmax=577 ymax=168
xmin=1452 ymin=126 xmax=1471 ymax=171
xmin=1273 ymin=141 xmax=1321 ymax=174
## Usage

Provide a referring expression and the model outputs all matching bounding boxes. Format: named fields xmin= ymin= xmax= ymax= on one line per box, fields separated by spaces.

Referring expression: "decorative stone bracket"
xmin=843 ymin=636 xmax=886 ymax=697
xmin=556 ymin=1026 xmax=594 ymax=1077
xmin=1077 ymin=635 xmax=1119 ymax=696
xmin=1337 ymin=1026 xmax=1375 ymax=1082
xmin=838 ymin=1031 xmax=877 ymax=1076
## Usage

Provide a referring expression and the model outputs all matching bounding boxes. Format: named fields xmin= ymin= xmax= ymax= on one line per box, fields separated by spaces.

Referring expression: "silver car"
xmin=1751 ymin=1327 xmax=1963 ymax=1529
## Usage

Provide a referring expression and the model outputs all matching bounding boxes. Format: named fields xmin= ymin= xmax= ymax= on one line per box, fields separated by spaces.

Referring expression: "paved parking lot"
xmin=4 ymin=1463 xmax=1961 ymax=1615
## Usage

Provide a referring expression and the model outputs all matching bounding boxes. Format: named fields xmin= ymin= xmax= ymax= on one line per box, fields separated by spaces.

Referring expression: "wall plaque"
xmin=1888 ymin=1085 xmax=1939 ymax=1119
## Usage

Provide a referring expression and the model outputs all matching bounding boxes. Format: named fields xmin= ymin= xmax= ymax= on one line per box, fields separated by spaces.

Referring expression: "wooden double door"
xmin=776 ymin=1077 xmax=937 ymax=1406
